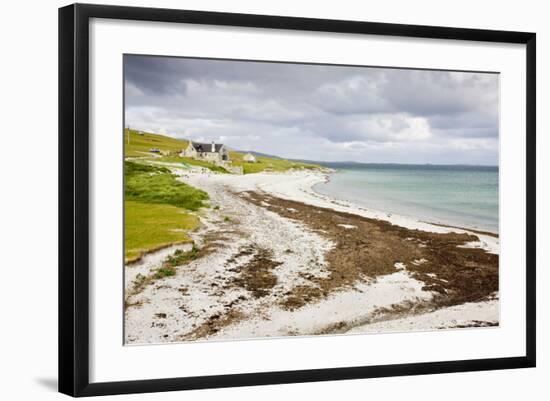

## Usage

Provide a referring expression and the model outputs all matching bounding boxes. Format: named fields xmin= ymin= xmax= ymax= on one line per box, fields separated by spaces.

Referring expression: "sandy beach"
xmin=124 ymin=168 xmax=499 ymax=344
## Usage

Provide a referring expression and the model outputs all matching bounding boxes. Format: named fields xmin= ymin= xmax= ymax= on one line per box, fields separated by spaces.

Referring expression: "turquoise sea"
xmin=313 ymin=163 xmax=499 ymax=233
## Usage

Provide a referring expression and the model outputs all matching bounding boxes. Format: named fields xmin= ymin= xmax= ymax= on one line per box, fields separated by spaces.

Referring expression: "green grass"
xmin=125 ymin=161 xmax=209 ymax=210
xmin=124 ymin=161 xmax=208 ymax=262
xmin=152 ymin=247 xmax=200 ymax=278
xmin=153 ymin=266 xmax=177 ymax=279
xmin=124 ymin=129 xmax=188 ymax=157
xmin=229 ymin=152 xmax=320 ymax=174
xmin=125 ymin=201 xmax=199 ymax=263
xmin=165 ymin=246 xmax=200 ymax=267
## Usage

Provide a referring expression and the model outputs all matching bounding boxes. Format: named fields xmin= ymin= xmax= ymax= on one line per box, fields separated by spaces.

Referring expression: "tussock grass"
xmin=154 ymin=266 xmax=177 ymax=279
xmin=126 ymin=247 xmax=203 ymax=301
xmin=165 ymin=246 xmax=200 ymax=267
xmin=125 ymin=161 xmax=209 ymax=211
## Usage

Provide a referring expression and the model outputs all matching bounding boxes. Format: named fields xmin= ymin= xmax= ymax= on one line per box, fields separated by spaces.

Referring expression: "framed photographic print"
xmin=58 ymin=3 xmax=536 ymax=397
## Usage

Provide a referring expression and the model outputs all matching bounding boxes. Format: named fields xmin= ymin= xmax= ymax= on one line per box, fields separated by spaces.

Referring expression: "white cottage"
xmin=181 ymin=141 xmax=230 ymax=163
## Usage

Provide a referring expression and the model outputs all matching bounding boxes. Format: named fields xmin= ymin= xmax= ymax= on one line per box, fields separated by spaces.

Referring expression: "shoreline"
xmin=124 ymin=168 xmax=499 ymax=344
xmin=315 ymin=167 xmax=499 ymax=236
xmin=316 ymin=170 xmax=499 ymax=237
xmin=232 ymin=170 xmax=499 ymax=254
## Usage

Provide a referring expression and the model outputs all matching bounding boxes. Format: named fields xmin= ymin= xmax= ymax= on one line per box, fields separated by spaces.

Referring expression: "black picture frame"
xmin=59 ymin=3 xmax=536 ymax=397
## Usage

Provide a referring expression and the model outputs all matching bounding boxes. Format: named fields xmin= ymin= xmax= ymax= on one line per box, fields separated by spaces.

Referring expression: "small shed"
xmin=243 ymin=153 xmax=257 ymax=163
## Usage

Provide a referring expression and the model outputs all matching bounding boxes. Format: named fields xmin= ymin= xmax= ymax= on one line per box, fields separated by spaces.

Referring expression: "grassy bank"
xmin=124 ymin=161 xmax=208 ymax=262
xmin=125 ymin=201 xmax=199 ymax=263
xmin=125 ymin=161 xmax=209 ymax=210
xmin=124 ymin=129 xmax=188 ymax=157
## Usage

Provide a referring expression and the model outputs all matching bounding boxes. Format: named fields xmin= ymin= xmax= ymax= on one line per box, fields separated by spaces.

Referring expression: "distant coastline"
xmin=301 ymin=160 xmax=498 ymax=170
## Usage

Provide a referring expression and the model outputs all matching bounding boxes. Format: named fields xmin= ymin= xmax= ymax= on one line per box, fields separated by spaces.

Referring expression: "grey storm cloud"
xmin=124 ymin=55 xmax=499 ymax=165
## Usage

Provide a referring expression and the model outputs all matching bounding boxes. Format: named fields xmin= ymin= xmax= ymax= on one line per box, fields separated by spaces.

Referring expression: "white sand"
xmin=178 ymin=170 xmax=499 ymax=253
xmin=124 ymin=168 xmax=500 ymax=344
xmin=125 ymin=170 xmax=335 ymax=344
xmin=348 ymin=299 xmax=499 ymax=333
xmin=125 ymin=243 xmax=193 ymax=294
xmin=210 ymin=271 xmax=433 ymax=340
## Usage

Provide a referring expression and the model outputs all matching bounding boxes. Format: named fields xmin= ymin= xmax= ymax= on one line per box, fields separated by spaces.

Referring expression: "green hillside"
xmin=123 ymin=128 xmax=320 ymax=174
xmin=124 ymin=129 xmax=188 ymax=157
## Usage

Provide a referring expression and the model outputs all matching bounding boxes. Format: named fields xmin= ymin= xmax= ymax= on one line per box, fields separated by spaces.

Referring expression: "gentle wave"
xmin=313 ymin=163 xmax=499 ymax=233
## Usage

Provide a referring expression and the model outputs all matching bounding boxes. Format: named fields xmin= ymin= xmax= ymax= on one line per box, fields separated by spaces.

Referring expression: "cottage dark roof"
xmin=190 ymin=142 xmax=224 ymax=153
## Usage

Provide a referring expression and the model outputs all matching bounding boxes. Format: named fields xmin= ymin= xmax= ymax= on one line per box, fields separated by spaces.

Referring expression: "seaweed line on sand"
xmin=241 ymin=191 xmax=499 ymax=311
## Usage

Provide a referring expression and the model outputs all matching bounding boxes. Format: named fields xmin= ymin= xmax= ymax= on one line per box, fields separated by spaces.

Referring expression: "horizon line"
xmin=125 ymin=129 xmax=498 ymax=168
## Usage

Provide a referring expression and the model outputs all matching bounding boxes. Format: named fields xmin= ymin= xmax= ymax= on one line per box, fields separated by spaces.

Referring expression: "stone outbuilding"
xmin=243 ymin=153 xmax=257 ymax=163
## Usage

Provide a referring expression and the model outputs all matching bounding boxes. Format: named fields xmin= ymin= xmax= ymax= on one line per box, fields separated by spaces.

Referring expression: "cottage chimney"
xmin=211 ymin=141 xmax=215 ymax=152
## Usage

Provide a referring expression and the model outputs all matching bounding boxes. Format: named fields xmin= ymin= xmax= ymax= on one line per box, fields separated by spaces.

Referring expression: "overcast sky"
xmin=124 ymin=55 xmax=499 ymax=165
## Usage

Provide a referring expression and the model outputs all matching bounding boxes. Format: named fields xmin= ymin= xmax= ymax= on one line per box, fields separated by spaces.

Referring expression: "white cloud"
xmin=124 ymin=55 xmax=499 ymax=165
xmin=348 ymin=113 xmax=432 ymax=142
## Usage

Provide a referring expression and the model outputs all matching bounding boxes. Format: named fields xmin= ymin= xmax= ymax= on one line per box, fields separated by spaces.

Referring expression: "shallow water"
xmin=313 ymin=163 xmax=499 ymax=233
